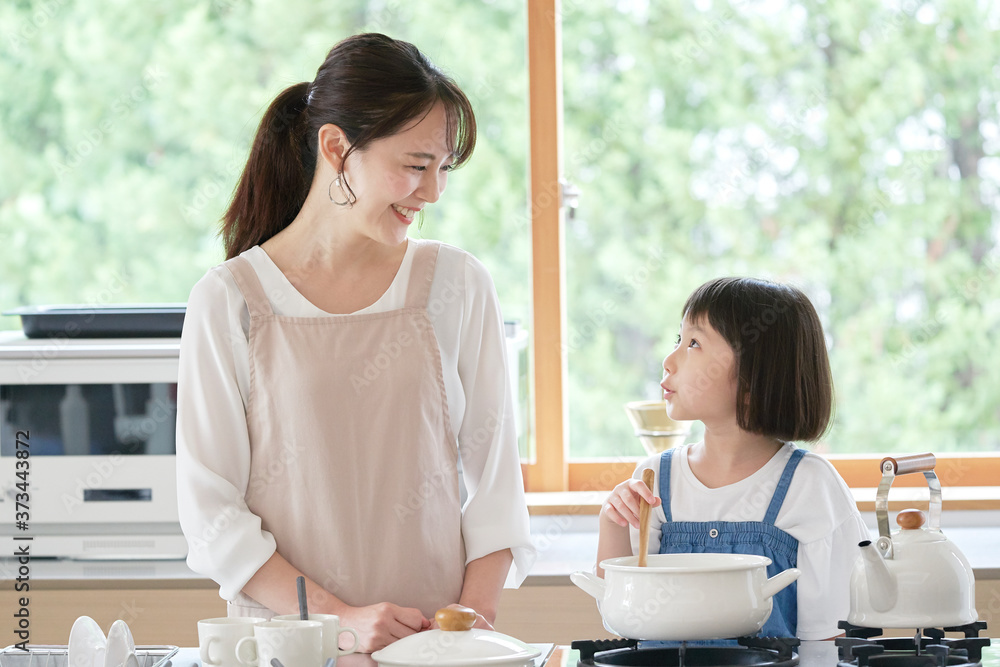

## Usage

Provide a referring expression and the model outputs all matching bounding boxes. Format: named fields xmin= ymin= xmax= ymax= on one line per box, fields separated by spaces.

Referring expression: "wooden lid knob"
xmin=896 ymin=508 xmax=926 ymax=530
xmin=435 ymin=606 xmax=477 ymax=631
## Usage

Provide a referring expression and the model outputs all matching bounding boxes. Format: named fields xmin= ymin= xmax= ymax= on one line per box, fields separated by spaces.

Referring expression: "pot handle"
xmin=570 ymin=571 xmax=607 ymax=601
xmin=760 ymin=567 xmax=801 ymax=600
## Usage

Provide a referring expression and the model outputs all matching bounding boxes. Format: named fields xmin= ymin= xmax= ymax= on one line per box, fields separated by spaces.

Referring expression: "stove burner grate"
xmin=835 ymin=621 xmax=991 ymax=667
xmin=573 ymin=636 xmax=800 ymax=667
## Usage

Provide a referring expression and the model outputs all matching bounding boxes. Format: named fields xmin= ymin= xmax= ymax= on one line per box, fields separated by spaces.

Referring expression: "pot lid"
xmin=601 ymin=552 xmax=772 ymax=572
xmin=371 ymin=607 xmax=541 ymax=666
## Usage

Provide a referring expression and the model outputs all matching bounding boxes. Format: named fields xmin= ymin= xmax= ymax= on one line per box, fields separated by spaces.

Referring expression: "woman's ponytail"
xmin=221 ymin=81 xmax=313 ymax=259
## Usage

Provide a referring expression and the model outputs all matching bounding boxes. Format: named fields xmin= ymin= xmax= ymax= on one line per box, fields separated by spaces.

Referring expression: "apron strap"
xmin=224 ymin=255 xmax=273 ymax=319
xmin=658 ymin=449 xmax=675 ymax=523
xmin=404 ymin=241 xmax=442 ymax=309
xmin=763 ymin=448 xmax=807 ymax=525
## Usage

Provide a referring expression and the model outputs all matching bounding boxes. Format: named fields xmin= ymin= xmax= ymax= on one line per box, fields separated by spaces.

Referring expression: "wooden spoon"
xmin=637 ymin=467 xmax=656 ymax=567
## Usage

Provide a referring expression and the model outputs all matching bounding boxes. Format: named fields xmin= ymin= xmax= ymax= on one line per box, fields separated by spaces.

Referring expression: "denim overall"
xmin=646 ymin=447 xmax=806 ymax=645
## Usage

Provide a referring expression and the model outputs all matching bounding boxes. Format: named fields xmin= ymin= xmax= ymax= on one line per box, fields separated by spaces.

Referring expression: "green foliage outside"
xmin=1 ymin=1 xmax=997 ymax=459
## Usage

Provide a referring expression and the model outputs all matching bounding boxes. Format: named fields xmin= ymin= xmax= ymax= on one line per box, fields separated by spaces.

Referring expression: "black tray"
xmin=3 ymin=304 xmax=186 ymax=339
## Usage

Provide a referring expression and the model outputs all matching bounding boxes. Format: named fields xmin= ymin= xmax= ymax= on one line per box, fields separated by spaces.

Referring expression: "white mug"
xmin=274 ymin=613 xmax=360 ymax=662
xmin=198 ymin=617 xmax=266 ymax=667
xmin=235 ymin=620 xmax=323 ymax=667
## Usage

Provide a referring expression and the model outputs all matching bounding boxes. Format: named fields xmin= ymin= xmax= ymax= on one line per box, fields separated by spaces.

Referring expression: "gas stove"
xmin=572 ymin=636 xmax=801 ymax=666
xmin=835 ymin=621 xmax=991 ymax=667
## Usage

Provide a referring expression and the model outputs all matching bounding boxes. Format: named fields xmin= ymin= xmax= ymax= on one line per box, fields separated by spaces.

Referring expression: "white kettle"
xmin=848 ymin=453 xmax=978 ymax=629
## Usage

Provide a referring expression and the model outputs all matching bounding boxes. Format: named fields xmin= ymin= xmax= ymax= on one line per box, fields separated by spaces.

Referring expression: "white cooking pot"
xmin=371 ymin=607 xmax=540 ymax=667
xmin=571 ymin=553 xmax=800 ymax=640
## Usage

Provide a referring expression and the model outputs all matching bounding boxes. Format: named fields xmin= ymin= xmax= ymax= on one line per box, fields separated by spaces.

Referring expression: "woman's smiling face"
xmin=661 ymin=316 xmax=739 ymax=427
xmin=340 ymin=101 xmax=456 ymax=246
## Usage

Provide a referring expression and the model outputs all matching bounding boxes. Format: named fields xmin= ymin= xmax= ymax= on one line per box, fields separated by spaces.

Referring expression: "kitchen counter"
xmin=5 ymin=513 xmax=1000 ymax=584
xmin=128 ymin=641 xmax=1000 ymax=666
xmin=3 ymin=512 xmax=999 ymax=648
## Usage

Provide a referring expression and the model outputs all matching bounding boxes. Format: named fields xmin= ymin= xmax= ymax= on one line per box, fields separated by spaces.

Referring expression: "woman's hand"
xmin=336 ymin=602 xmax=430 ymax=653
xmin=601 ymin=476 xmax=661 ymax=529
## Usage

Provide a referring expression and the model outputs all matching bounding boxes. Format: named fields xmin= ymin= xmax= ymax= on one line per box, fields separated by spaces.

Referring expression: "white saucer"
xmin=105 ymin=620 xmax=136 ymax=667
xmin=68 ymin=616 xmax=106 ymax=667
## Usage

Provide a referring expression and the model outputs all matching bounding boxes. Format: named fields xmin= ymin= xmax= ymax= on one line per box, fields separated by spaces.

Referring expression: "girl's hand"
xmin=426 ymin=603 xmax=494 ymax=631
xmin=336 ymin=602 xmax=430 ymax=653
xmin=601 ymin=475 xmax=661 ymax=529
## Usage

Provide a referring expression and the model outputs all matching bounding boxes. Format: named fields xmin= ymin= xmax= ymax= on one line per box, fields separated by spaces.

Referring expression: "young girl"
xmin=597 ymin=277 xmax=868 ymax=641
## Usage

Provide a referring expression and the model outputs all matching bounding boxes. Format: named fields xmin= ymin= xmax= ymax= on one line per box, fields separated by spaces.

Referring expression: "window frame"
xmin=520 ymin=0 xmax=1000 ymax=498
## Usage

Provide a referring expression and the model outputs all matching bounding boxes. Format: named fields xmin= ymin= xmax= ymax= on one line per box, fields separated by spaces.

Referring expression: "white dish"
xmin=68 ymin=616 xmax=107 ymax=667
xmin=105 ymin=620 xmax=136 ymax=667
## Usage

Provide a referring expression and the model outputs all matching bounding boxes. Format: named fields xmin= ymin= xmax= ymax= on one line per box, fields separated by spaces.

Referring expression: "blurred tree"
xmin=562 ymin=0 xmax=1000 ymax=456
xmin=1 ymin=0 xmax=997 ymax=458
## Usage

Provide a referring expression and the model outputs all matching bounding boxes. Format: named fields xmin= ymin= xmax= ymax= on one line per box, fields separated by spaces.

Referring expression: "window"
xmin=3 ymin=1 xmax=998 ymax=494
xmin=525 ymin=0 xmax=1000 ymax=492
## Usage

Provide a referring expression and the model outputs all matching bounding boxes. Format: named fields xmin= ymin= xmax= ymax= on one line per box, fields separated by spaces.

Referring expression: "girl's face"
xmin=340 ymin=102 xmax=456 ymax=246
xmin=661 ymin=316 xmax=739 ymax=427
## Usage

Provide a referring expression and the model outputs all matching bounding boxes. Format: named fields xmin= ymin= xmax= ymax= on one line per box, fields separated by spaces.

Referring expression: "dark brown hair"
xmin=221 ymin=33 xmax=477 ymax=259
xmin=682 ymin=277 xmax=834 ymax=442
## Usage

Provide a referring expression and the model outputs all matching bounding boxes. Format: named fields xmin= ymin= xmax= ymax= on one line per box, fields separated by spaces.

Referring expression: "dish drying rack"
xmin=0 ymin=645 xmax=178 ymax=667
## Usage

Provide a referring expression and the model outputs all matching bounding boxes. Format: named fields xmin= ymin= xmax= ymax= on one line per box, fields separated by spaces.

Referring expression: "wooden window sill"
xmin=525 ymin=486 xmax=1000 ymax=515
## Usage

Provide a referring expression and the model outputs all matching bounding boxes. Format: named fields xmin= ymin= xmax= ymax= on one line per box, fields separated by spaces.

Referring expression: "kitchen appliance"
xmin=836 ymin=621 xmax=991 ymax=667
xmin=0 ymin=330 xmax=185 ymax=559
xmin=571 ymin=553 xmax=800 ymax=640
xmin=572 ymin=637 xmax=801 ymax=666
xmin=4 ymin=304 xmax=186 ymax=339
xmin=848 ymin=453 xmax=978 ymax=629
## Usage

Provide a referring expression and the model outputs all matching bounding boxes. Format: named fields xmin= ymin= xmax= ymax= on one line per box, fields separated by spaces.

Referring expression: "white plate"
xmin=105 ymin=620 xmax=136 ymax=667
xmin=68 ymin=616 xmax=107 ymax=667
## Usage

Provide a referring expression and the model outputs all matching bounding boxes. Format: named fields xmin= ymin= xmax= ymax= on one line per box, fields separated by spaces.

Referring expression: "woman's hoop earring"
xmin=328 ymin=176 xmax=352 ymax=207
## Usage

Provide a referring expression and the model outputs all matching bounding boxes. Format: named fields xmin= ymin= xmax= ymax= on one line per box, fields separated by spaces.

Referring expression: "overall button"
xmin=708 ymin=528 xmax=719 ymax=538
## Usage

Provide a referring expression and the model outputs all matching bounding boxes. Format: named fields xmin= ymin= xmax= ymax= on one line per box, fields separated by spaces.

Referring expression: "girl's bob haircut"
xmin=682 ymin=277 xmax=834 ymax=442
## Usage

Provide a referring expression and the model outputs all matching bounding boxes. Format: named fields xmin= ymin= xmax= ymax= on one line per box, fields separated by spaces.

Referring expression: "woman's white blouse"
xmin=176 ymin=239 xmax=536 ymax=600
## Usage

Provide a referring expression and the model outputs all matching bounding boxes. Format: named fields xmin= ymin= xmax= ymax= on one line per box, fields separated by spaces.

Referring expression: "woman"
xmin=176 ymin=33 xmax=535 ymax=653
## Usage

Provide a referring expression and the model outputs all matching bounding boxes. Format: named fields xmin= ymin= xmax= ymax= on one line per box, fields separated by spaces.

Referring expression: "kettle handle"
xmin=881 ymin=453 xmax=936 ymax=475
xmin=876 ymin=453 xmax=941 ymax=545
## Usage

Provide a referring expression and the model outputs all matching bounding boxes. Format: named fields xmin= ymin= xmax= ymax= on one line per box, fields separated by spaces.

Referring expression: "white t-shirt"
xmin=628 ymin=442 xmax=868 ymax=641
xmin=176 ymin=238 xmax=536 ymax=600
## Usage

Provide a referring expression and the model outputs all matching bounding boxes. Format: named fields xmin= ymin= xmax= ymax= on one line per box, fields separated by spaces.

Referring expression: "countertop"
xmin=3 ymin=513 xmax=1000 ymax=585
xmin=78 ymin=641 xmax=1000 ymax=667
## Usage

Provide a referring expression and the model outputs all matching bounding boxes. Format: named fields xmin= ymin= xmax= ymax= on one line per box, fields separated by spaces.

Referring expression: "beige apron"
xmin=224 ymin=241 xmax=465 ymax=619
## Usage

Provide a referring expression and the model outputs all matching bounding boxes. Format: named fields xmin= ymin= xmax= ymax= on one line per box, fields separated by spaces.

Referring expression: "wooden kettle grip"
xmin=881 ymin=453 xmax=936 ymax=475
xmin=435 ymin=606 xmax=477 ymax=631
xmin=637 ymin=467 xmax=656 ymax=567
